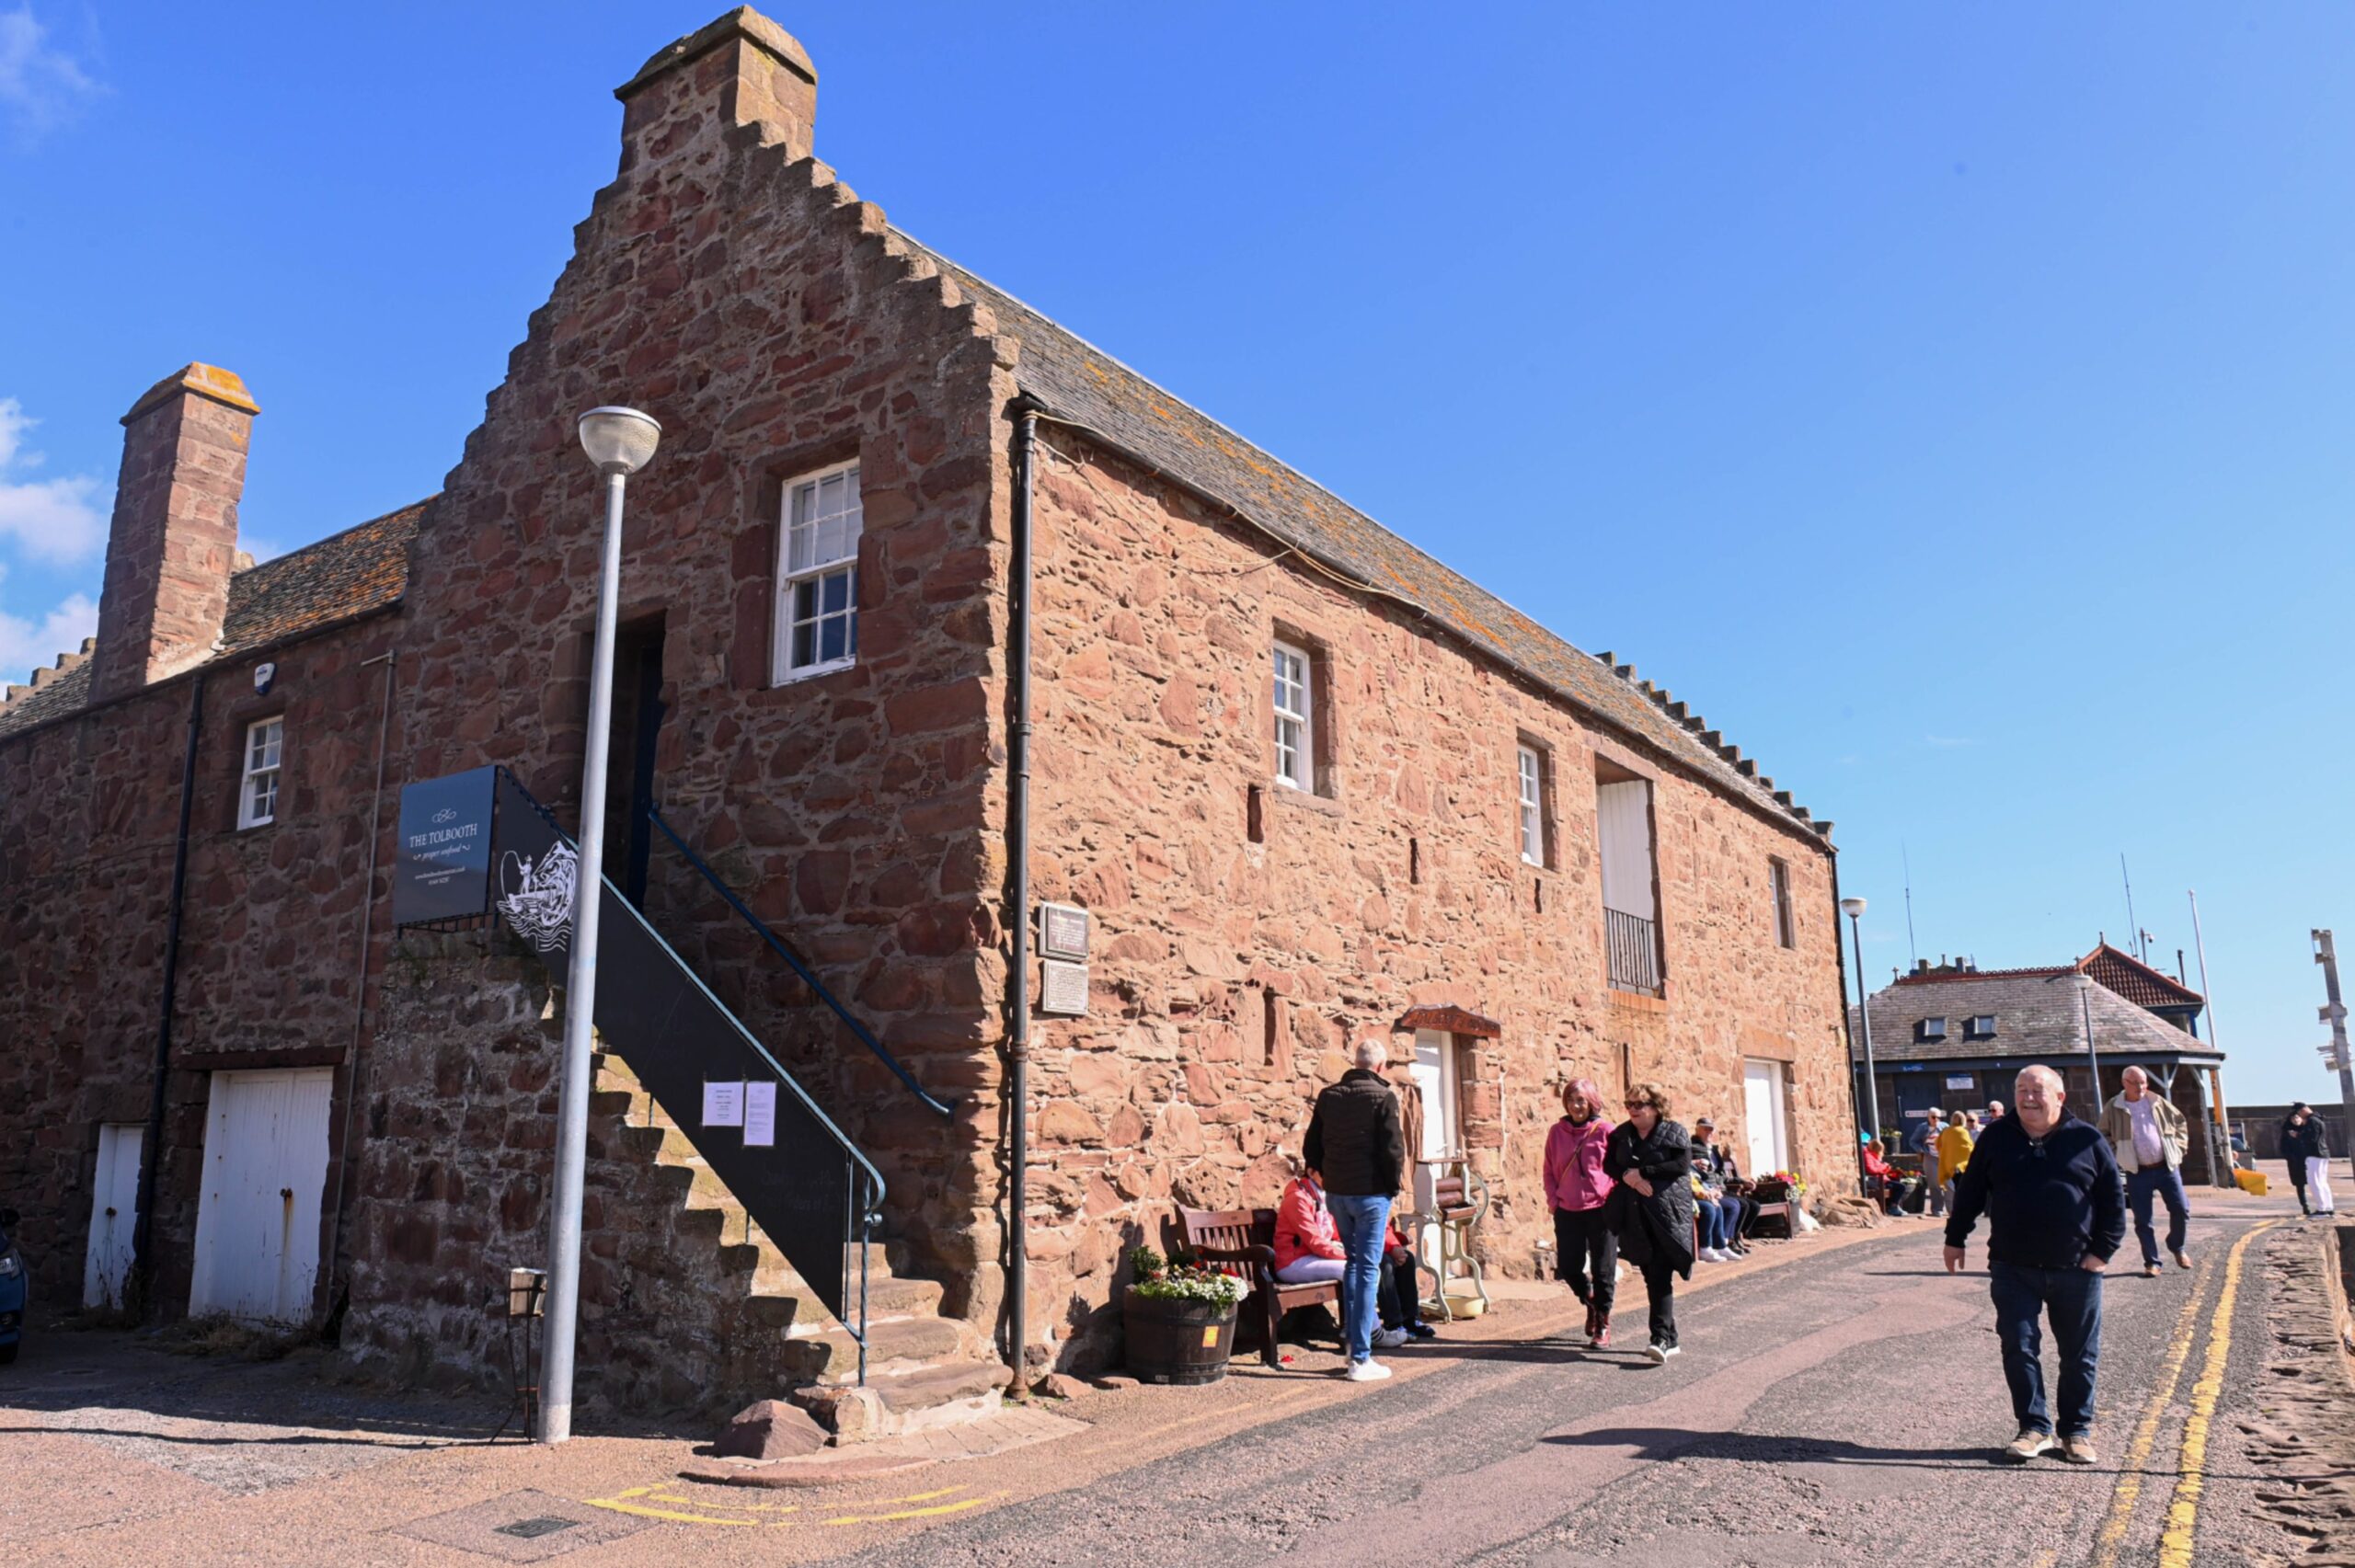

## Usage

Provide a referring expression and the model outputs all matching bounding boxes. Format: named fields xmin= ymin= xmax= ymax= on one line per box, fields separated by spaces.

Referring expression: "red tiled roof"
xmin=0 ymin=500 xmax=423 ymax=741
xmin=2076 ymin=943 xmax=2203 ymax=1008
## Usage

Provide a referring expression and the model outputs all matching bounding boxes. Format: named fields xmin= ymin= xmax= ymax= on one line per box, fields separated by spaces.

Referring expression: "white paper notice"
xmin=743 ymin=1082 xmax=778 ymax=1148
xmin=702 ymin=1080 xmax=745 ymax=1128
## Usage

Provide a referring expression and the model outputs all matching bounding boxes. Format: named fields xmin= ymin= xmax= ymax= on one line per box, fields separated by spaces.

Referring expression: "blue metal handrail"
xmin=496 ymin=770 xmax=881 ymax=1382
xmin=644 ymin=801 xmax=957 ymax=1120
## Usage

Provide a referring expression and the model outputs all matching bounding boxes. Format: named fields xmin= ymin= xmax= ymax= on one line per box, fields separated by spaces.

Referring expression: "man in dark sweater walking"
xmin=1945 ymin=1064 xmax=2127 ymax=1464
xmin=1304 ymin=1038 xmax=1407 ymax=1381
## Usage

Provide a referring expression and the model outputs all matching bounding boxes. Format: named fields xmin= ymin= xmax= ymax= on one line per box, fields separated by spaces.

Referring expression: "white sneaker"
xmin=1662 ymin=1343 xmax=1681 ymax=1358
xmin=1645 ymin=1343 xmax=1668 ymax=1365
xmin=1701 ymin=1248 xmax=1728 ymax=1263
xmin=1373 ymin=1327 xmax=1410 ymax=1349
xmin=1344 ymin=1358 xmax=1393 ymax=1382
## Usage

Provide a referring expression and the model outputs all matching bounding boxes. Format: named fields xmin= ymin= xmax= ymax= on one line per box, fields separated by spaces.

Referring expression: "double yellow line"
xmin=2091 ymin=1218 xmax=2280 ymax=1568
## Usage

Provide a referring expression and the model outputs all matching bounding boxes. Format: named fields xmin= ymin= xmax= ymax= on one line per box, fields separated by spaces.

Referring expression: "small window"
xmin=1917 ymin=1016 xmax=1948 ymax=1042
xmin=1272 ymin=641 xmax=1314 ymax=790
xmin=1966 ymin=1015 xmax=1997 ymax=1040
xmin=772 ymin=460 xmax=862 ymax=682
xmin=1769 ymin=857 xmax=1796 ymax=948
xmin=238 ymin=717 xmax=282 ymax=829
xmin=1517 ymin=745 xmax=1545 ymax=865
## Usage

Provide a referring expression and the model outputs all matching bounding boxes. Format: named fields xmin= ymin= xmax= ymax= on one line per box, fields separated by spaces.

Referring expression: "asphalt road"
xmin=835 ymin=1191 xmax=2312 ymax=1568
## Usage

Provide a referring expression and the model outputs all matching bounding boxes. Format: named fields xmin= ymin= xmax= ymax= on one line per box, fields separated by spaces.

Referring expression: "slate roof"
xmin=1851 ymin=971 xmax=2222 ymax=1067
xmin=0 ymin=501 xmax=423 ymax=741
xmin=913 ymin=238 xmax=1830 ymax=845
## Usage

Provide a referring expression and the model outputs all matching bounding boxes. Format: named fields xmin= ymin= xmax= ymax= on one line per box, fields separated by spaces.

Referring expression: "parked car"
xmin=0 ymin=1207 xmax=24 ymax=1363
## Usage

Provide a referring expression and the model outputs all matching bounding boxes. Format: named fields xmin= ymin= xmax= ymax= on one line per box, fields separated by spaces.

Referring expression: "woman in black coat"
xmin=1605 ymin=1081 xmax=1696 ymax=1363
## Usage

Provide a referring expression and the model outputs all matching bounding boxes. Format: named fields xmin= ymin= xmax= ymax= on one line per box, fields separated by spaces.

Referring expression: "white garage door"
xmin=189 ymin=1068 xmax=334 ymax=1324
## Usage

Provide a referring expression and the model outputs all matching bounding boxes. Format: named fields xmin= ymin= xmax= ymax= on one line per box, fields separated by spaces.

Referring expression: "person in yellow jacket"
xmin=1936 ymin=1115 xmax=1976 ymax=1215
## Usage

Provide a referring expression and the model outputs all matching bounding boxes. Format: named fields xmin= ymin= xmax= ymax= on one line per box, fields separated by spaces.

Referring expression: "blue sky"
xmin=5 ymin=4 xmax=2350 ymax=1107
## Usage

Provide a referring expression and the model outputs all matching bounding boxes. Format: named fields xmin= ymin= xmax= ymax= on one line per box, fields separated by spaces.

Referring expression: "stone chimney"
xmin=88 ymin=364 xmax=258 ymax=704
xmin=615 ymin=8 xmax=818 ymax=177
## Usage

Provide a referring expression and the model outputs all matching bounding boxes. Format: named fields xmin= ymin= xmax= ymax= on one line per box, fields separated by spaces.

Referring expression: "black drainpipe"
xmin=1005 ymin=396 xmax=1041 ymax=1393
xmin=132 ymin=670 xmax=205 ymax=1314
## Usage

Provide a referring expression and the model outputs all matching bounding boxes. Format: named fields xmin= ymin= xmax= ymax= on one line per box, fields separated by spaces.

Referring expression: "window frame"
xmin=1918 ymin=1016 xmax=1948 ymax=1042
xmin=1516 ymin=743 xmax=1545 ymax=866
xmin=770 ymin=457 xmax=864 ymax=686
xmin=1965 ymin=1014 xmax=1997 ymax=1041
xmin=237 ymin=715 xmax=283 ymax=830
xmin=1769 ymin=855 xmax=1796 ymax=948
xmin=1271 ymin=639 xmax=1315 ymax=791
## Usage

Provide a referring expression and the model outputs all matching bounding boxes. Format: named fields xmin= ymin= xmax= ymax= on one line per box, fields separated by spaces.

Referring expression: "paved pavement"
xmin=0 ymin=1171 xmax=2334 ymax=1565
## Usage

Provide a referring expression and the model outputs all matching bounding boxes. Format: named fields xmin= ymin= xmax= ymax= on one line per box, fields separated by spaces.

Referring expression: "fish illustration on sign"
xmin=497 ymin=842 xmax=578 ymax=954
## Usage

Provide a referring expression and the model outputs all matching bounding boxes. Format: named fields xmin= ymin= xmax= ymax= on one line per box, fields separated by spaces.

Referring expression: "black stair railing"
xmin=644 ymin=800 xmax=954 ymax=1121
xmin=488 ymin=769 xmax=881 ymax=1382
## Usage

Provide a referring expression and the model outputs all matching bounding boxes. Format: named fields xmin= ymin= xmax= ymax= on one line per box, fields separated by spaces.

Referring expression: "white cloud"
xmin=0 ymin=6 xmax=101 ymax=143
xmin=0 ymin=395 xmax=105 ymax=561
xmin=0 ymin=589 xmax=95 ymax=690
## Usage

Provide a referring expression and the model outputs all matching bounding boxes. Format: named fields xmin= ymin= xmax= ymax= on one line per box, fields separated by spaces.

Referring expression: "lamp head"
xmin=1839 ymin=896 xmax=1867 ymax=919
xmin=2074 ymin=970 xmax=2095 ymax=993
xmin=577 ymin=406 xmax=661 ymax=476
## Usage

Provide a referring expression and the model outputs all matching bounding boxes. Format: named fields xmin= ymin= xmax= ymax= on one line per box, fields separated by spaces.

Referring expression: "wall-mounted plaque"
xmin=1039 ymin=901 xmax=1091 ymax=961
xmin=393 ymin=766 xmax=498 ymax=926
xmin=1040 ymin=958 xmax=1089 ymax=1015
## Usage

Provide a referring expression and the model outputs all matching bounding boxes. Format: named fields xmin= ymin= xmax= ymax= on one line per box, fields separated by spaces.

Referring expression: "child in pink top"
xmin=1544 ymin=1078 xmax=1619 ymax=1345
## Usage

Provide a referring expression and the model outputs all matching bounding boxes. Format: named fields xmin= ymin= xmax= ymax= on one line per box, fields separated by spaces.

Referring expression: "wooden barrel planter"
xmin=1122 ymin=1288 xmax=1239 ymax=1385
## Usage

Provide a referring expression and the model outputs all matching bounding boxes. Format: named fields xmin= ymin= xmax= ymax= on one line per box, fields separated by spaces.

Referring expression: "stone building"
xmin=1851 ymin=945 xmax=2232 ymax=1185
xmin=0 ymin=7 xmax=1850 ymax=1426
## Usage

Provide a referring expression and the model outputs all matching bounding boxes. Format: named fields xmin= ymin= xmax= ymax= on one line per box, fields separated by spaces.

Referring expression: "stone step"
xmin=785 ymin=1314 xmax=971 ymax=1379
xmin=752 ymin=1270 xmax=945 ymax=1326
xmin=790 ymin=1356 xmax=1014 ymax=1443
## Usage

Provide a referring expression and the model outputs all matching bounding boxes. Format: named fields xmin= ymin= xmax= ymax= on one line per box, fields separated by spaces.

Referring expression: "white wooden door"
xmin=83 ymin=1123 xmax=144 ymax=1310
xmin=1407 ymin=1029 xmax=1460 ymax=1274
xmin=1742 ymin=1059 xmax=1788 ymax=1176
xmin=189 ymin=1069 xmax=334 ymax=1323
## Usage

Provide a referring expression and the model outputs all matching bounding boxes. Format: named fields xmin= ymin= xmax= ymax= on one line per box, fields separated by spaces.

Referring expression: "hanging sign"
xmin=1945 ymin=1074 xmax=1975 ymax=1091
xmin=392 ymin=766 xmax=498 ymax=926
xmin=743 ymin=1082 xmax=778 ymax=1148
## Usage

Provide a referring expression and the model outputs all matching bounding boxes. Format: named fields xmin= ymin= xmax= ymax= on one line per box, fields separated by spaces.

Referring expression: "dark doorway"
xmin=603 ymin=614 xmax=667 ymax=909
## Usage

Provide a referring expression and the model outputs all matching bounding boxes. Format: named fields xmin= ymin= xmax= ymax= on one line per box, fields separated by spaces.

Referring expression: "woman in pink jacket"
xmin=1545 ymin=1078 xmax=1618 ymax=1345
xmin=1272 ymin=1168 xmax=1348 ymax=1284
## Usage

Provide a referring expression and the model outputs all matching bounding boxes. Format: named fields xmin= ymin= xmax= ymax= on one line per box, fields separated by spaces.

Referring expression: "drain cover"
xmin=495 ymin=1518 xmax=579 ymax=1540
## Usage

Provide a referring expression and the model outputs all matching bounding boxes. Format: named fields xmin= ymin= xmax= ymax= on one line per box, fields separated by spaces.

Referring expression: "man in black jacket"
xmin=1945 ymin=1064 xmax=2126 ymax=1465
xmin=1304 ymin=1039 xmax=1407 ymax=1380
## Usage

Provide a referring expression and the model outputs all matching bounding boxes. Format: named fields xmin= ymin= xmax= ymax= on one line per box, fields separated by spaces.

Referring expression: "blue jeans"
xmin=2126 ymin=1164 xmax=2190 ymax=1266
xmin=1989 ymin=1260 xmax=2103 ymax=1438
xmin=1699 ymin=1196 xmax=1738 ymax=1249
xmin=1327 ymin=1193 xmax=1392 ymax=1362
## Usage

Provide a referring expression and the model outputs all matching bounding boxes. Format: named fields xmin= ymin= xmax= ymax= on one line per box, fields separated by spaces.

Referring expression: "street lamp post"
xmin=2074 ymin=971 xmax=2106 ymax=1111
xmin=1841 ymin=897 xmax=1879 ymax=1155
xmin=539 ymin=406 xmax=661 ymax=1445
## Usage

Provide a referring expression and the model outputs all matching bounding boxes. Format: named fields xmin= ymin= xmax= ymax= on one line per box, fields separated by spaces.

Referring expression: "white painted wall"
xmin=1742 ymin=1059 xmax=1789 ymax=1175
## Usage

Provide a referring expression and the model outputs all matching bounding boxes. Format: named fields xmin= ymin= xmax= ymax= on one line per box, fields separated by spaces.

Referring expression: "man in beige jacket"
xmin=2098 ymin=1066 xmax=2192 ymax=1277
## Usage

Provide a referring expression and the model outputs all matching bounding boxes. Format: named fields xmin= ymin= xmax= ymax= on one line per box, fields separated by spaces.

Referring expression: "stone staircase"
xmin=591 ymin=1048 xmax=1010 ymax=1441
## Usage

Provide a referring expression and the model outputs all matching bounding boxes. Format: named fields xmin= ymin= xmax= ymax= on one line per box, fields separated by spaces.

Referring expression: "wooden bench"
xmin=1177 ymin=1206 xmax=1339 ymax=1368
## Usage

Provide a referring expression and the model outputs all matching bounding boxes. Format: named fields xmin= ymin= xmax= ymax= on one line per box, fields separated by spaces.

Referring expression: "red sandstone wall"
xmin=354 ymin=52 xmax=1019 ymax=1356
xmin=1008 ymin=432 xmax=1849 ymax=1367
xmin=0 ymin=620 xmax=397 ymax=1312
